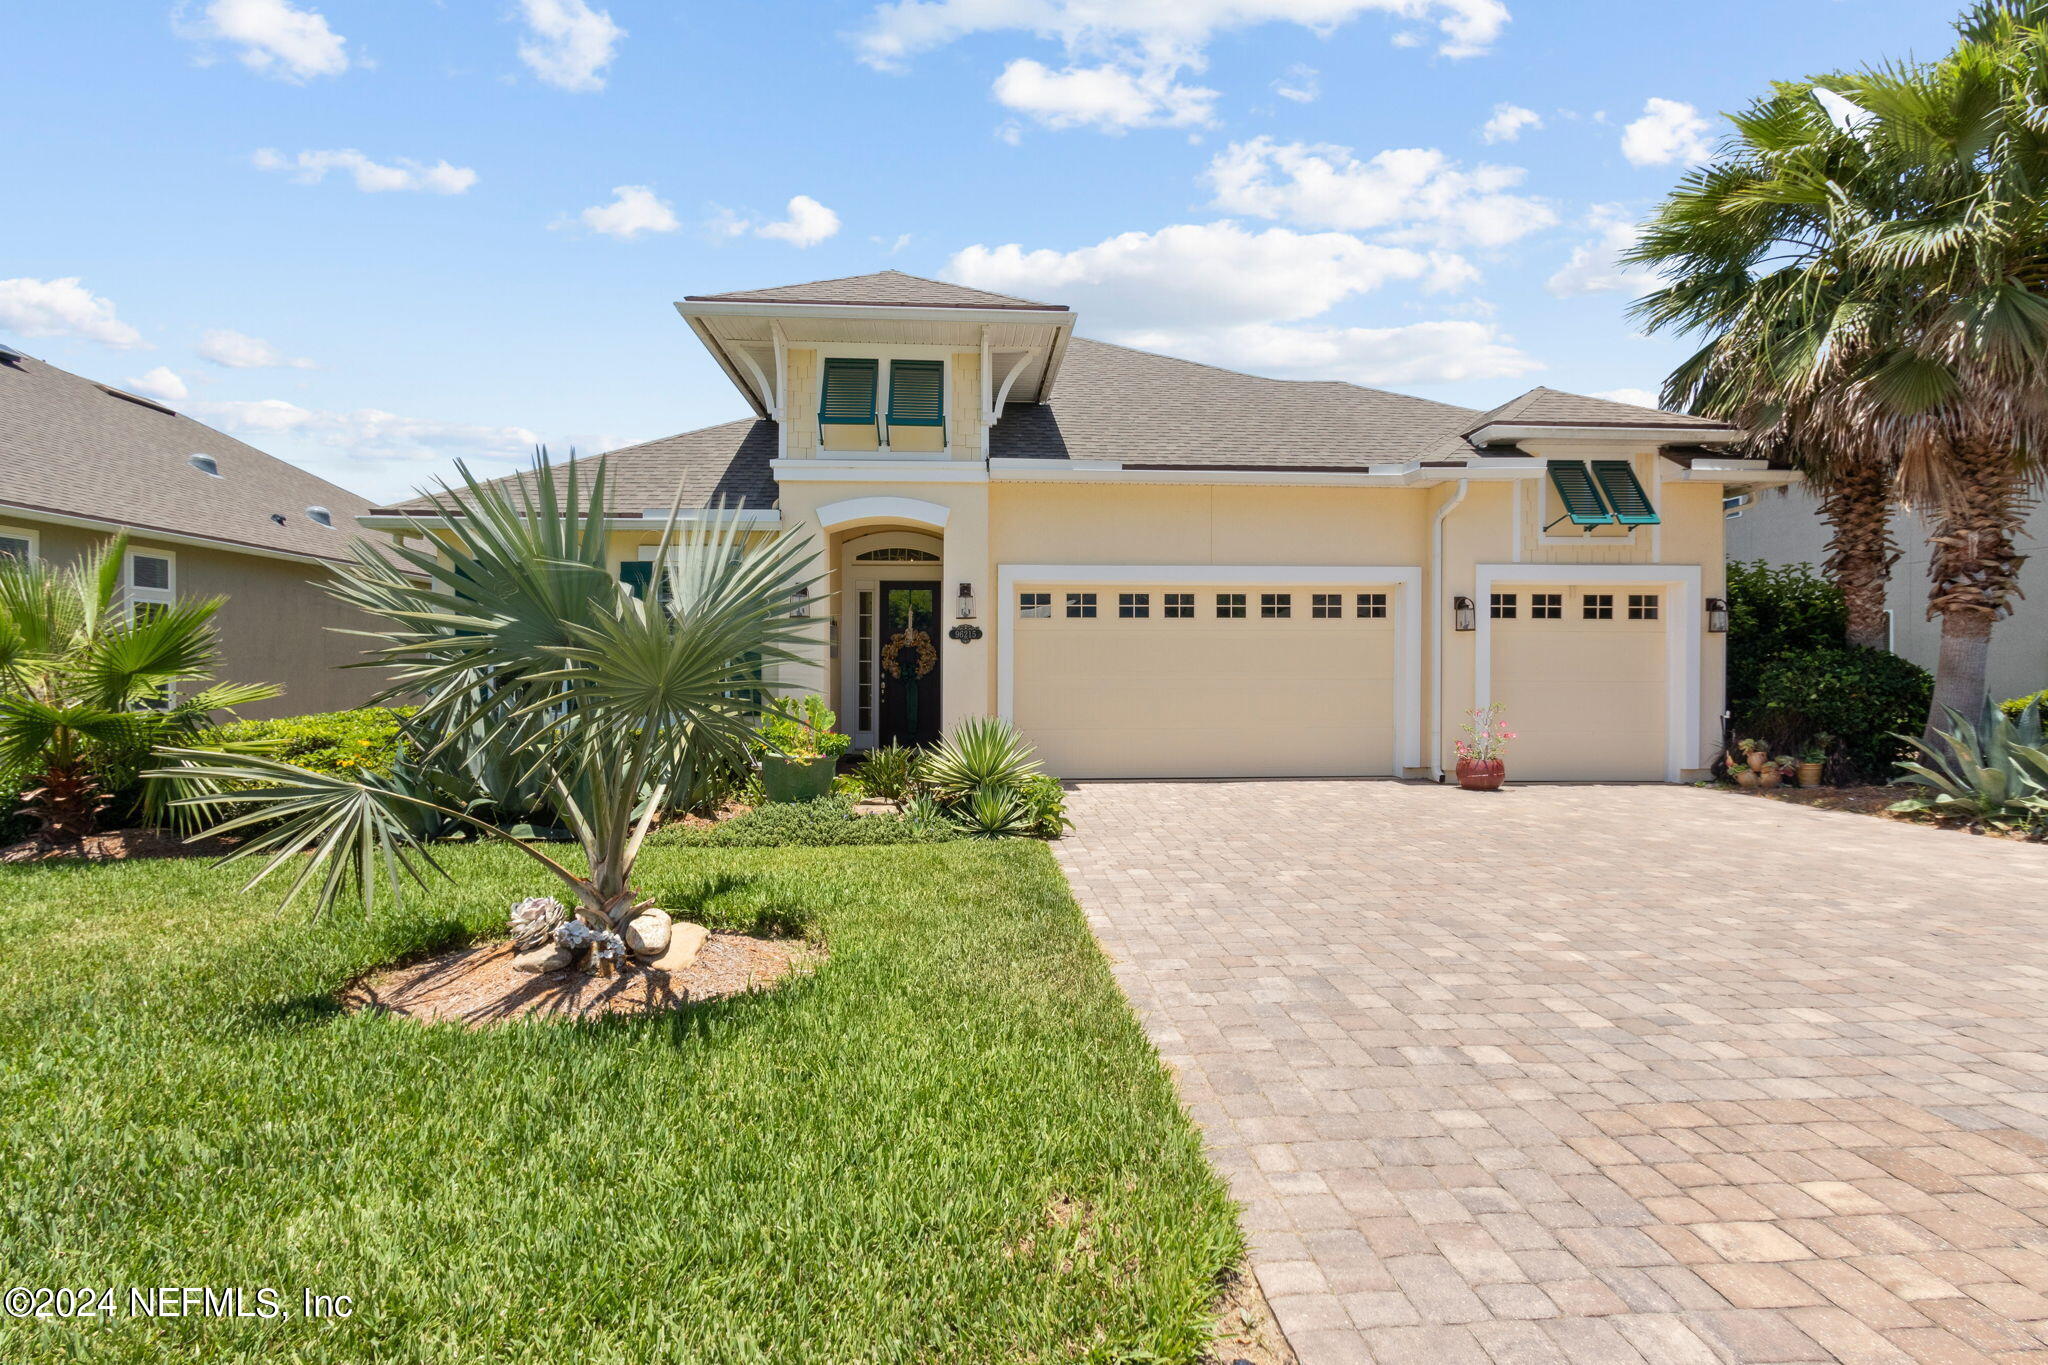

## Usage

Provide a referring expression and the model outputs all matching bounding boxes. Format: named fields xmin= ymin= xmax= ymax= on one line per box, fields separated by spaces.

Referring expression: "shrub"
xmin=212 ymin=707 xmax=414 ymax=778
xmin=855 ymin=743 xmax=916 ymax=801
xmin=1015 ymin=774 xmax=1072 ymax=838
xmin=759 ymin=695 xmax=851 ymax=760
xmin=1750 ymin=646 xmax=1933 ymax=782
xmin=916 ymin=717 xmax=1042 ymax=801
xmin=2002 ymin=689 xmax=2048 ymax=720
xmin=649 ymin=796 xmax=954 ymax=848
xmin=1726 ymin=559 xmax=1847 ymax=712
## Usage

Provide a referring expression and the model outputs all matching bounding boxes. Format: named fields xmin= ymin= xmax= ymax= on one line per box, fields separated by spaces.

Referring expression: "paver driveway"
xmin=1056 ymin=781 xmax=2048 ymax=1365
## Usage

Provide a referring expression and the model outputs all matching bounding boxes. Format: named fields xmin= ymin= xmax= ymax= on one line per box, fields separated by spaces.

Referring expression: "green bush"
xmin=1016 ymin=774 xmax=1072 ymax=838
xmin=1751 ymin=647 xmax=1932 ymax=781
xmin=855 ymin=743 xmax=916 ymax=801
xmin=211 ymin=706 xmax=414 ymax=778
xmin=1726 ymin=559 xmax=1847 ymax=712
xmin=2002 ymin=689 xmax=2048 ymax=720
xmin=648 ymin=796 xmax=954 ymax=848
xmin=758 ymin=695 xmax=851 ymax=760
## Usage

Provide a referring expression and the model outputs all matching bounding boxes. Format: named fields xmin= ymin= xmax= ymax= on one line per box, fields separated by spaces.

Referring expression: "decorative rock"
xmin=623 ymin=909 xmax=674 ymax=958
xmin=511 ymin=941 xmax=573 ymax=974
xmin=852 ymin=797 xmax=902 ymax=816
xmin=648 ymin=921 xmax=710 ymax=973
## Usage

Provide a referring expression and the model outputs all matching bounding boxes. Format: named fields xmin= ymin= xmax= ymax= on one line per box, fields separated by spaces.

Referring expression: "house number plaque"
xmin=947 ymin=624 xmax=984 ymax=643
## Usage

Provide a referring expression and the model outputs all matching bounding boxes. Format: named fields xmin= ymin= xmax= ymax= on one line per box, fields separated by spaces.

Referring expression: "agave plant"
xmin=1891 ymin=703 xmax=2048 ymax=827
xmin=952 ymin=785 xmax=1033 ymax=839
xmin=853 ymin=742 xmax=915 ymax=801
xmin=153 ymin=453 xmax=820 ymax=940
xmin=915 ymin=717 xmax=1042 ymax=802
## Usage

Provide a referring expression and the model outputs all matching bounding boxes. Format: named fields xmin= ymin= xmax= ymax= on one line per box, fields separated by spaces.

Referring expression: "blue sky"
xmin=3 ymin=0 xmax=1961 ymax=502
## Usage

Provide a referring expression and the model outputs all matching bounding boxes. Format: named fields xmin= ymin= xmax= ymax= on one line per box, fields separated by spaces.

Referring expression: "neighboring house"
xmin=1727 ymin=487 xmax=2048 ymax=704
xmin=367 ymin=270 xmax=1793 ymax=782
xmin=0 ymin=344 xmax=387 ymax=717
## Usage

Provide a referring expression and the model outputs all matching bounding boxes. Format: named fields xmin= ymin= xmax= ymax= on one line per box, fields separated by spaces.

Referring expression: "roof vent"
xmin=305 ymin=506 xmax=333 ymax=528
xmin=270 ymin=513 xmax=287 ymax=526
xmin=188 ymin=454 xmax=221 ymax=477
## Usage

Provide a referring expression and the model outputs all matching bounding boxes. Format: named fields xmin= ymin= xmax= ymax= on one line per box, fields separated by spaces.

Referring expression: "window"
xmin=855 ymin=547 xmax=940 ymax=562
xmin=818 ymin=357 xmax=879 ymax=428
xmin=1355 ymin=593 xmax=1387 ymax=619
xmin=0 ymin=526 xmax=35 ymax=564
xmin=1531 ymin=592 xmax=1563 ymax=620
xmin=1118 ymin=592 xmax=1149 ymax=619
xmin=885 ymin=359 xmax=945 ymax=428
xmin=129 ymin=552 xmax=173 ymax=594
xmin=1164 ymin=592 xmax=1194 ymax=619
xmin=1311 ymin=593 xmax=1342 ymax=618
xmin=856 ymin=589 xmax=876 ymax=731
xmin=1065 ymin=592 xmax=1097 ymax=619
xmin=1217 ymin=593 xmax=1246 ymax=619
xmin=1018 ymin=591 xmax=1051 ymax=618
xmin=1260 ymin=593 xmax=1291 ymax=618
xmin=618 ymin=561 xmax=654 ymax=599
xmin=1628 ymin=593 xmax=1660 ymax=620
xmin=1490 ymin=592 xmax=1517 ymax=619
xmin=1583 ymin=593 xmax=1615 ymax=620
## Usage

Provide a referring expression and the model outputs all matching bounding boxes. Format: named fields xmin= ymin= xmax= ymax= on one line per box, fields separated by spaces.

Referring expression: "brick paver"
xmin=1054 ymin=781 xmax=2048 ymax=1365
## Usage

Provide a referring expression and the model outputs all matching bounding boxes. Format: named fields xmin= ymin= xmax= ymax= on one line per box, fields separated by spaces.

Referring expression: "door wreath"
xmin=880 ymin=628 xmax=937 ymax=680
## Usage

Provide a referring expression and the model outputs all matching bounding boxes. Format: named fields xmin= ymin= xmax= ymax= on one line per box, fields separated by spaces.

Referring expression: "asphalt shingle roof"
xmin=0 ymin=350 xmax=381 ymax=564
xmin=683 ymin=270 xmax=1062 ymax=311
xmin=1461 ymin=386 xmax=1736 ymax=437
xmin=379 ymin=419 xmax=776 ymax=516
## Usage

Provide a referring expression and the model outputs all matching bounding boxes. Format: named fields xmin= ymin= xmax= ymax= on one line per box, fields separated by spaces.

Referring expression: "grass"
xmin=0 ymin=841 xmax=1240 ymax=1363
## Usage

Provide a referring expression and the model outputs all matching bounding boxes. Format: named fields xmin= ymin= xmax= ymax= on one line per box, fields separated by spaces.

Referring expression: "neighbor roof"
xmin=1461 ymin=386 xmax=1736 ymax=438
xmin=0 ymin=350 xmax=382 ymax=564
xmin=682 ymin=270 xmax=1063 ymax=312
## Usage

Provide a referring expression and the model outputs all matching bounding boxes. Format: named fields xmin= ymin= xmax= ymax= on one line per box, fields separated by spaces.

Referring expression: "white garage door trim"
xmin=1473 ymin=562 xmax=1703 ymax=782
xmin=996 ymin=564 xmax=1423 ymax=771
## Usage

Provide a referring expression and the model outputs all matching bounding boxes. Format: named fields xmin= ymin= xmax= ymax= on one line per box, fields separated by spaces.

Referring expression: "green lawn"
xmin=0 ymin=841 xmax=1240 ymax=1364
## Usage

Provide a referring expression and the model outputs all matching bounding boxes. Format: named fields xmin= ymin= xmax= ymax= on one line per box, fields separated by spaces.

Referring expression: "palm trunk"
xmin=1818 ymin=458 xmax=1899 ymax=651
xmin=1921 ymin=430 xmax=2030 ymax=742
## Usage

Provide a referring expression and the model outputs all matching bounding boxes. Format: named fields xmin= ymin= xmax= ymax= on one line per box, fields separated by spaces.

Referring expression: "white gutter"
xmin=1429 ymin=479 xmax=1470 ymax=782
xmin=1 ymin=500 xmax=363 ymax=571
xmin=1467 ymin=422 xmax=1747 ymax=446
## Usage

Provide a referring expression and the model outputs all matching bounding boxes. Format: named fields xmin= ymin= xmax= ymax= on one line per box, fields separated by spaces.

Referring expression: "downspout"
xmin=1430 ymin=479 xmax=1470 ymax=782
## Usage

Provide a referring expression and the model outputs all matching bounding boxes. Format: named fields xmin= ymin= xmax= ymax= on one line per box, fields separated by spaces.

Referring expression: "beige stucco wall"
xmin=17 ymin=518 xmax=385 ymax=719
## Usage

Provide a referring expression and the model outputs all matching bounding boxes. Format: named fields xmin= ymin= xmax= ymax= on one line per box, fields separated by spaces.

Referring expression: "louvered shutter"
xmin=1591 ymin=460 xmax=1661 ymax=525
xmin=818 ymin=358 xmax=878 ymax=425
xmin=1545 ymin=460 xmax=1616 ymax=527
xmin=886 ymin=359 xmax=945 ymax=427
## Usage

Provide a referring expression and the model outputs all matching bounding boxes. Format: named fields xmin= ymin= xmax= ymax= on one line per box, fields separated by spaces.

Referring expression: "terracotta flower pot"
xmin=1758 ymin=767 xmax=1781 ymax=789
xmin=1797 ymin=761 xmax=1825 ymax=788
xmin=1456 ymin=758 xmax=1506 ymax=792
xmin=1746 ymin=750 xmax=1769 ymax=772
xmin=1734 ymin=769 xmax=1759 ymax=788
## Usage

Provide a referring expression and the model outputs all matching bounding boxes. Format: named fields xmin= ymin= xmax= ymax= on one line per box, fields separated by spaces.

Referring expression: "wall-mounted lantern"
xmin=790 ymin=584 xmax=811 ymax=619
xmin=956 ymin=582 xmax=977 ymax=620
xmin=1704 ymin=596 xmax=1729 ymax=633
xmin=1453 ymin=595 xmax=1476 ymax=632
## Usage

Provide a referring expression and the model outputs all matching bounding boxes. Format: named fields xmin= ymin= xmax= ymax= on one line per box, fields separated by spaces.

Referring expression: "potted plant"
xmin=1797 ymin=735 xmax=1831 ymax=788
xmin=1453 ymin=703 xmax=1514 ymax=791
xmin=1730 ymin=739 xmax=1763 ymax=787
xmin=757 ymin=695 xmax=850 ymax=803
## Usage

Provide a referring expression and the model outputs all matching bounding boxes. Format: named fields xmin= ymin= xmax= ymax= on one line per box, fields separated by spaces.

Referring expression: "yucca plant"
xmin=1890 ymin=702 xmax=2048 ymax=827
xmin=152 ymin=453 xmax=820 ymax=942
xmin=915 ymin=717 xmax=1042 ymax=802
xmin=854 ymin=742 xmax=916 ymax=802
xmin=952 ymin=785 xmax=1033 ymax=839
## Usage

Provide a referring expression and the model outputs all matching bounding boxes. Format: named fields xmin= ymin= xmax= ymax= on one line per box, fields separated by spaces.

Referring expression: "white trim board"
xmin=995 ymin=563 xmax=1423 ymax=772
xmin=1472 ymin=562 xmax=1704 ymax=782
xmin=814 ymin=495 xmax=952 ymax=531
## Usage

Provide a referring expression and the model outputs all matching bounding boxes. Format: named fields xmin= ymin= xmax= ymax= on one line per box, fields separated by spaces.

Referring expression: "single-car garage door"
xmin=1010 ymin=581 xmax=1400 ymax=779
xmin=1489 ymin=584 xmax=1666 ymax=781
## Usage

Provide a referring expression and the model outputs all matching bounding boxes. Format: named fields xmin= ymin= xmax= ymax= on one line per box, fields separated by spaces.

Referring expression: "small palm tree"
xmin=0 ymin=532 xmax=279 ymax=844
xmin=155 ymin=454 xmax=820 ymax=945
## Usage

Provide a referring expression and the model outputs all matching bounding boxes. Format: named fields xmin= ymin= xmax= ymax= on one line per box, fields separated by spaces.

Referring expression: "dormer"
xmin=675 ymin=271 xmax=1075 ymax=461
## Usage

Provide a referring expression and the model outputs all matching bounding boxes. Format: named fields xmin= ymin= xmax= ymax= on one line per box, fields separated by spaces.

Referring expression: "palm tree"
xmin=0 ymin=532 xmax=279 ymax=844
xmin=155 ymin=455 xmax=820 ymax=948
xmin=1630 ymin=17 xmax=2047 ymax=734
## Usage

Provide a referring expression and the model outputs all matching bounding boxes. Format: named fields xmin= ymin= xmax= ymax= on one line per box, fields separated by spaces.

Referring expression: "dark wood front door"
xmin=878 ymin=581 xmax=941 ymax=747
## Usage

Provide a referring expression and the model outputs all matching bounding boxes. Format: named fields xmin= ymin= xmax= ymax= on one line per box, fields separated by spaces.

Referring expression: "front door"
xmin=878 ymin=581 xmax=942 ymax=747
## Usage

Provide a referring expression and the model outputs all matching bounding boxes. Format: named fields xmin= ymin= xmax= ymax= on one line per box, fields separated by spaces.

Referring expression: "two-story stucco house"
xmin=367 ymin=271 xmax=1796 ymax=782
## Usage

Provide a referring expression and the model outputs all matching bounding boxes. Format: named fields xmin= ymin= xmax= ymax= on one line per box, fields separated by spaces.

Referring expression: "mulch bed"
xmin=1738 ymin=783 xmax=1919 ymax=818
xmin=0 ymin=828 xmax=242 ymax=864
xmin=339 ymin=931 xmax=817 ymax=1028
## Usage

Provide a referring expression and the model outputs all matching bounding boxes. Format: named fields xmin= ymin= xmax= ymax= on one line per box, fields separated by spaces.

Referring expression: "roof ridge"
xmin=1064 ymin=336 xmax=1482 ymax=418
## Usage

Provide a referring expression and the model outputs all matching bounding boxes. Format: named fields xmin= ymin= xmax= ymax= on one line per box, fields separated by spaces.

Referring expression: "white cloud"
xmin=197 ymin=328 xmax=315 ymax=369
xmin=755 ymin=195 xmax=843 ymax=248
xmin=1546 ymin=206 xmax=1657 ymax=298
xmin=993 ymin=58 xmax=1216 ymax=131
xmin=128 ymin=367 xmax=190 ymax=401
xmin=1480 ymin=103 xmax=1541 ymax=144
xmin=0 ymin=277 xmax=146 ymax=350
xmin=1204 ymin=137 xmax=1555 ymax=248
xmin=1119 ymin=319 xmax=1540 ymax=385
xmin=1272 ymin=63 xmax=1319 ymax=103
xmin=577 ymin=185 xmax=680 ymax=239
xmin=186 ymin=0 xmax=348 ymax=82
xmin=515 ymin=0 xmax=624 ymax=92
xmin=1621 ymin=97 xmax=1714 ymax=167
xmin=187 ymin=399 xmax=547 ymax=500
xmin=1594 ymin=387 xmax=1663 ymax=410
xmin=252 ymin=148 xmax=477 ymax=194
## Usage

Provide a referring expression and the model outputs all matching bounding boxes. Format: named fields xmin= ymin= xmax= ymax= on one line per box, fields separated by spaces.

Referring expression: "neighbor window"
xmin=1355 ymin=593 xmax=1387 ymax=619
xmin=128 ymin=552 xmax=173 ymax=595
xmin=1311 ymin=593 xmax=1342 ymax=618
xmin=1583 ymin=593 xmax=1615 ymax=620
xmin=1490 ymin=593 xmax=1517 ymax=619
xmin=1260 ymin=593 xmax=1291 ymax=618
xmin=1065 ymin=592 xmax=1097 ymax=619
xmin=1217 ymin=593 xmax=1246 ymax=619
xmin=0 ymin=528 xmax=33 ymax=564
xmin=1628 ymin=593 xmax=1660 ymax=620
xmin=1118 ymin=592 xmax=1149 ymax=618
xmin=1018 ymin=591 xmax=1051 ymax=619
xmin=1531 ymin=592 xmax=1563 ymax=620
xmin=125 ymin=555 xmax=178 ymax=708
xmin=1164 ymin=592 xmax=1194 ymax=619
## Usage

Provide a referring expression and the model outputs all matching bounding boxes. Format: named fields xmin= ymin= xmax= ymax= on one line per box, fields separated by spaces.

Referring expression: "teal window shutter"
xmin=1592 ymin=460 xmax=1661 ymax=525
xmin=886 ymin=359 xmax=945 ymax=427
xmin=1546 ymin=460 xmax=1616 ymax=528
xmin=618 ymin=561 xmax=654 ymax=599
xmin=819 ymin=358 xmax=878 ymax=425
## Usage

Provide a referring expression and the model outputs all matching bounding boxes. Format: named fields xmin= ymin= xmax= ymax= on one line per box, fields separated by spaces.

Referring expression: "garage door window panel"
xmin=1066 ymin=592 xmax=1097 ymax=619
xmin=1217 ymin=594 xmax=1246 ymax=619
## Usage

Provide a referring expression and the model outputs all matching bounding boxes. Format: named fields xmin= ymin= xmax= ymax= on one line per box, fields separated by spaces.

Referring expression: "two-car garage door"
xmin=1010 ymin=579 xmax=1401 ymax=779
